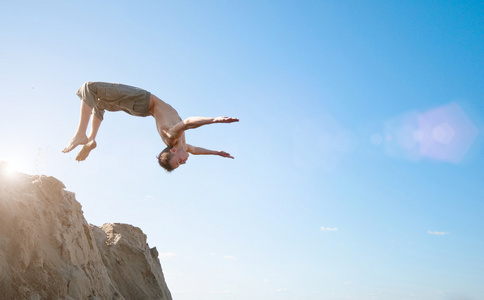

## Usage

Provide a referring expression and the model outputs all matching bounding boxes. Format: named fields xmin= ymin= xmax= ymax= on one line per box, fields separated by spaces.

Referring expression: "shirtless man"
xmin=62 ymin=82 xmax=238 ymax=172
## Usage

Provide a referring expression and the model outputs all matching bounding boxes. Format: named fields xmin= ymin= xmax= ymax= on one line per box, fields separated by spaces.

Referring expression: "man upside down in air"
xmin=62 ymin=82 xmax=239 ymax=172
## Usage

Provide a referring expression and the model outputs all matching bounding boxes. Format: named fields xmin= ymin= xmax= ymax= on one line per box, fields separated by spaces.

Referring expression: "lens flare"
xmin=417 ymin=103 xmax=478 ymax=163
xmin=383 ymin=103 xmax=479 ymax=163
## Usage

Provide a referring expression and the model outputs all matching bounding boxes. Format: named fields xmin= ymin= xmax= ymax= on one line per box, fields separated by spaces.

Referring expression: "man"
xmin=62 ymin=82 xmax=238 ymax=171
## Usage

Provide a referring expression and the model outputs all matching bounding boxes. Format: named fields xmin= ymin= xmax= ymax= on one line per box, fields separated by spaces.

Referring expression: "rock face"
xmin=0 ymin=165 xmax=172 ymax=300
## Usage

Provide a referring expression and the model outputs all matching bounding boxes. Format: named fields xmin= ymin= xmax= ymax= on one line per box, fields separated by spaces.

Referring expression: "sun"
xmin=0 ymin=161 xmax=19 ymax=178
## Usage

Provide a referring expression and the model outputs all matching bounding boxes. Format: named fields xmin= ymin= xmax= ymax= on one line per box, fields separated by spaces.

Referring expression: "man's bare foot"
xmin=75 ymin=140 xmax=97 ymax=161
xmin=62 ymin=135 xmax=88 ymax=153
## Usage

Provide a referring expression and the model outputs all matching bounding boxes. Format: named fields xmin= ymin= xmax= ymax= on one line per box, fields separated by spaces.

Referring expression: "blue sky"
xmin=1 ymin=1 xmax=484 ymax=299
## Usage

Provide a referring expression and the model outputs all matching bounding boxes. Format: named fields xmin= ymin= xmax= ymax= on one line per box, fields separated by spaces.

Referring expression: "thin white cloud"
xmin=276 ymin=288 xmax=288 ymax=292
xmin=144 ymin=195 xmax=155 ymax=201
xmin=213 ymin=290 xmax=232 ymax=294
xmin=321 ymin=226 xmax=339 ymax=231
xmin=427 ymin=230 xmax=449 ymax=235
xmin=223 ymin=255 xmax=238 ymax=261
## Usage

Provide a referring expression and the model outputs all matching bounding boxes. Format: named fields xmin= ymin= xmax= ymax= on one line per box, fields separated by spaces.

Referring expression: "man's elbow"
xmin=183 ymin=118 xmax=193 ymax=128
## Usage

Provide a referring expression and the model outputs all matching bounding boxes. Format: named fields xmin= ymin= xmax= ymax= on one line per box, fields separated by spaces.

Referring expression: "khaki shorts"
xmin=76 ymin=82 xmax=151 ymax=121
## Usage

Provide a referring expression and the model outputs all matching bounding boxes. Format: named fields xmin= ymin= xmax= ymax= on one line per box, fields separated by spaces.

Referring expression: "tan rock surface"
xmin=0 ymin=164 xmax=172 ymax=300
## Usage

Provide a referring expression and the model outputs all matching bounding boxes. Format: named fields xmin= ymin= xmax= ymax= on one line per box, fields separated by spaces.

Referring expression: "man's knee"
xmin=83 ymin=81 xmax=97 ymax=93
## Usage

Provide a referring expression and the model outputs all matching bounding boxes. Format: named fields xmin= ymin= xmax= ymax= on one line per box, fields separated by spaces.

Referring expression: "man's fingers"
xmin=216 ymin=117 xmax=239 ymax=123
xmin=219 ymin=151 xmax=234 ymax=159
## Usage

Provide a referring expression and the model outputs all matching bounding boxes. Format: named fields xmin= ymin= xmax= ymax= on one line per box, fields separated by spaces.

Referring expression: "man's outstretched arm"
xmin=187 ymin=144 xmax=234 ymax=159
xmin=166 ymin=117 xmax=239 ymax=139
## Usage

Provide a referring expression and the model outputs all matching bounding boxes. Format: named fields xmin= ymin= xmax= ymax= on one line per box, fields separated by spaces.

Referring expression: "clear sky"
xmin=1 ymin=1 xmax=484 ymax=299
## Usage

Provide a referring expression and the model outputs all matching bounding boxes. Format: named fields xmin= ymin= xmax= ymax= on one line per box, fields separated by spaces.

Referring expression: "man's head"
xmin=157 ymin=146 xmax=189 ymax=172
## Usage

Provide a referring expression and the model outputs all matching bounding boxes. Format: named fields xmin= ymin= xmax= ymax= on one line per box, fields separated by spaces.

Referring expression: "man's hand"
xmin=213 ymin=117 xmax=239 ymax=124
xmin=217 ymin=151 xmax=234 ymax=159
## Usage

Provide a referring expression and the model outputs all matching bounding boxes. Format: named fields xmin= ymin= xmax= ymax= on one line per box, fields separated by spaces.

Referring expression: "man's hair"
xmin=157 ymin=146 xmax=175 ymax=172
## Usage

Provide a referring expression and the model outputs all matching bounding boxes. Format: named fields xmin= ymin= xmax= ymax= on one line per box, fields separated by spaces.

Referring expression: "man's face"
xmin=169 ymin=149 xmax=189 ymax=170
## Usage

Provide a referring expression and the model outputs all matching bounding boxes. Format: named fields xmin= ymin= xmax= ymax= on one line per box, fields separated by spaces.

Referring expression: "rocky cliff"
xmin=0 ymin=163 xmax=172 ymax=300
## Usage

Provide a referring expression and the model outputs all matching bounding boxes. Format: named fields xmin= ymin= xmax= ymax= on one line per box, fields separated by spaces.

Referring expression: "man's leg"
xmin=62 ymin=100 xmax=92 ymax=153
xmin=75 ymin=113 xmax=102 ymax=161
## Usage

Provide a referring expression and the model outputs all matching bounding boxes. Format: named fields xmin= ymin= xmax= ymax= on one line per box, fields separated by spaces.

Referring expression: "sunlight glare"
xmin=0 ymin=161 xmax=19 ymax=178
